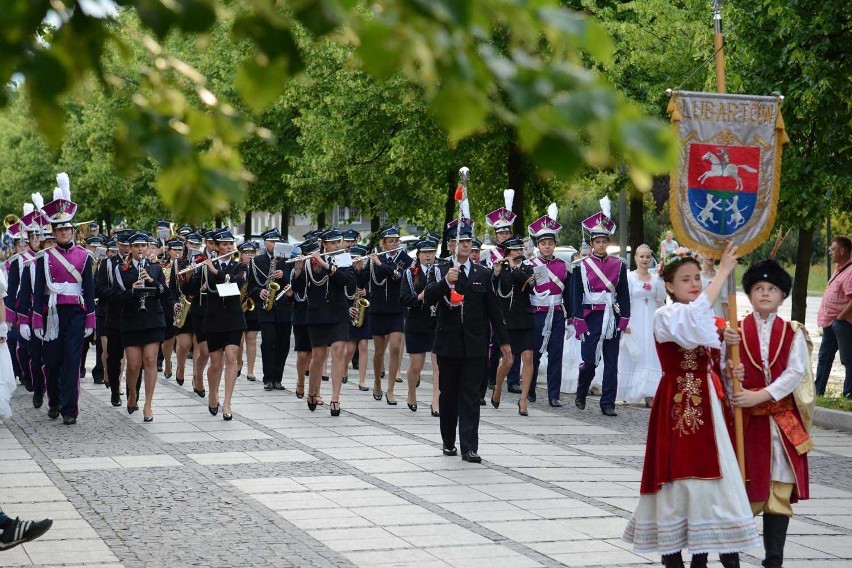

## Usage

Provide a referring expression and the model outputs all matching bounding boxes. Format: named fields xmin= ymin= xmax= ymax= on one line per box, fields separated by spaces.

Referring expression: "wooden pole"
xmin=713 ymin=0 xmax=746 ymax=482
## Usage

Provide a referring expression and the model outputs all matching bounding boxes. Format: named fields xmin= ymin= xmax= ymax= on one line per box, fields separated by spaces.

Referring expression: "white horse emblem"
xmin=697 ymin=151 xmax=758 ymax=191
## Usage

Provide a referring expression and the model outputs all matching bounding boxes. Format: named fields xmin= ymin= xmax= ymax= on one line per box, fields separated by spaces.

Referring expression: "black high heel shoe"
xmin=407 ymin=402 xmax=417 ymax=412
xmin=517 ymin=400 xmax=528 ymax=417
xmin=330 ymin=401 xmax=341 ymax=417
xmin=127 ymin=405 xmax=138 ymax=415
xmin=193 ymin=387 xmax=205 ymax=398
xmin=175 ymin=374 xmax=184 ymax=386
xmin=208 ymin=404 xmax=219 ymax=416
xmin=385 ymin=394 xmax=397 ymax=406
xmin=430 ymin=404 xmax=439 ymax=417
xmin=223 ymin=411 xmax=233 ymax=421
xmin=490 ymin=396 xmax=500 ymax=409
xmin=143 ymin=414 xmax=153 ymax=423
xmin=307 ymin=393 xmax=318 ymax=412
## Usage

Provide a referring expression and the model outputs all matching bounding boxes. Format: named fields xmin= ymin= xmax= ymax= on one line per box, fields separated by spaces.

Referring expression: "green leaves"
xmin=430 ymin=80 xmax=488 ymax=142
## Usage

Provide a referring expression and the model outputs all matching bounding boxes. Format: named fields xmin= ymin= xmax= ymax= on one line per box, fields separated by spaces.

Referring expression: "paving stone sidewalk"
xmin=1 ymin=335 xmax=851 ymax=567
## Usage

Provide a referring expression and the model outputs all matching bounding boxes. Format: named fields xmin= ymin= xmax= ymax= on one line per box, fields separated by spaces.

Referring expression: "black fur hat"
xmin=742 ymin=259 xmax=792 ymax=298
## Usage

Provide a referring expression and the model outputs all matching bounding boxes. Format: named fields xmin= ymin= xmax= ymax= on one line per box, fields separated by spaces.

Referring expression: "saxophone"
xmin=263 ymin=256 xmax=281 ymax=312
xmin=241 ymin=281 xmax=255 ymax=312
xmin=173 ymin=259 xmax=192 ymax=328
xmin=352 ymin=289 xmax=370 ymax=328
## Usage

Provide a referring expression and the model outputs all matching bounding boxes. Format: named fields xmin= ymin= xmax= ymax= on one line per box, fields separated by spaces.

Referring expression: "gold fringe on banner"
xmin=667 ymin=95 xmax=682 ymax=124
xmin=775 ymin=104 xmax=790 ymax=145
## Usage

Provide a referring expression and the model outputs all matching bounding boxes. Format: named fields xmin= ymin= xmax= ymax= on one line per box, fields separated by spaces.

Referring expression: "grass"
xmin=733 ymin=263 xmax=828 ymax=295
xmin=816 ymin=395 xmax=852 ymax=413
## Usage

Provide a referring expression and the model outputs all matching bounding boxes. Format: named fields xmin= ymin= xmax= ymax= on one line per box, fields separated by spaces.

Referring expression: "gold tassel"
xmin=668 ymin=96 xmax=682 ymax=123
xmin=775 ymin=107 xmax=790 ymax=145
xmin=794 ymin=437 xmax=814 ymax=455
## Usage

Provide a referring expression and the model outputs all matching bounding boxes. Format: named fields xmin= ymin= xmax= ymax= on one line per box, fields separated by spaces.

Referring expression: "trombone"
xmin=176 ymin=250 xmax=241 ymax=275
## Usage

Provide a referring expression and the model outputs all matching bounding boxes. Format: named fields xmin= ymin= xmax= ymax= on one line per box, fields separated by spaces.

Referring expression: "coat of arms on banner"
xmin=668 ymin=91 xmax=789 ymax=257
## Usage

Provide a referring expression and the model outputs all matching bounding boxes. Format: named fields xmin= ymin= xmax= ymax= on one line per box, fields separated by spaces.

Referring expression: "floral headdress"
xmin=657 ymin=246 xmax=700 ymax=276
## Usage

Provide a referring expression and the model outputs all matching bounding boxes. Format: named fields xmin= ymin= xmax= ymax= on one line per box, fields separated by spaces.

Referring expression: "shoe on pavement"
xmin=601 ymin=408 xmax=618 ymax=417
xmin=442 ymin=445 xmax=457 ymax=457
xmin=461 ymin=451 xmax=482 ymax=463
xmin=549 ymin=399 xmax=562 ymax=407
xmin=0 ymin=517 xmax=53 ymax=550
xmin=574 ymin=397 xmax=586 ymax=410
xmin=507 ymin=384 xmax=522 ymax=394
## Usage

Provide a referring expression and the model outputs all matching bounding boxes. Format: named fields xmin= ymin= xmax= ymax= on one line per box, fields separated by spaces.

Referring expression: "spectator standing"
xmin=815 ymin=236 xmax=852 ymax=398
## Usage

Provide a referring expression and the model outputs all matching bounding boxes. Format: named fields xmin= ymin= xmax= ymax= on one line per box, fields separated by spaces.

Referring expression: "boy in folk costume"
xmin=724 ymin=259 xmax=812 ymax=568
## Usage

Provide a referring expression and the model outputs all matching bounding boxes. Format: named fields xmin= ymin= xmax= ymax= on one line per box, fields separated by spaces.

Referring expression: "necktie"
xmin=458 ymin=264 xmax=468 ymax=291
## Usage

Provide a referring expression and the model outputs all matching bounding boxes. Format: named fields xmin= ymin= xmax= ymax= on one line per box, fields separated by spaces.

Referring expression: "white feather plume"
xmin=547 ymin=202 xmax=558 ymax=220
xmin=53 ymin=188 xmax=63 ymax=201
xmin=504 ymin=189 xmax=515 ymax=212
xmin=461 ymin=199 xmax=470 ymax=219
xmin=23 ymin=203 xmax=34 ymax=216
xmin=31 ymin=193 xmax=44 ymax=211
xmin=599 ymin=196 xmax=612 ymax=219
xmin=56 ymin=172 xmax=71 ymax=201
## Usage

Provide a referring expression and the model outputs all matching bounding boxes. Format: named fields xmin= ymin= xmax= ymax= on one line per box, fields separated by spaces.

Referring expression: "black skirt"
xmin=509 ymin=328 xmax=535 ymax=354
xmin=191 ymin=314 xmax=207 ymax=344
xmin=164 ymin=325 xmax=177 ymax=341
xmin=348 ymin=321 xmax=372 ymax=341
xmin=370 ymin=312 xmax=404 ymax=336
xmin=206 ymin=330 xmax=243 ymax=352
xmin=244 ymin=311 xmax=261 ymax=332
xmin=308 ymin=322 xmax=349 ymax=347
xmin=405 ymin=329 xmax=435 ymax=354
xmin=122 ymin=327 xmax=165 ymax=348
xmin=293 ymin=324 xmax=312 ymax=352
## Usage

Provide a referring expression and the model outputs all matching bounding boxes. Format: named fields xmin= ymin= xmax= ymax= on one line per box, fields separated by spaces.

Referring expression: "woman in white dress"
xmin=659 ymin=230 xmax=679 ymax=260
xmin=700 ymin=256 xmax=730 ymax=320
xmin=617 ymin=245 xmax=666 ymax=404
xmin=0 ymin=269 xmax=16 ymax=419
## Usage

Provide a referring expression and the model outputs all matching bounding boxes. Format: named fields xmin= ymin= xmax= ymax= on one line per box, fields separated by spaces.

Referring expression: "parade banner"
xmin=667 ymin=90 xmax=789 ymax=257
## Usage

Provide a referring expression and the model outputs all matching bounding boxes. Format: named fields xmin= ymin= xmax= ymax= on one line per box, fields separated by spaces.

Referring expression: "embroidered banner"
xmin=667 ymin=91 xmax=789 ymax=257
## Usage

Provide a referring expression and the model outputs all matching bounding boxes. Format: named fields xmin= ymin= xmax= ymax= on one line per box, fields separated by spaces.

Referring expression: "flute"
xmin=283 ymin=249 xmax=347 ymax=264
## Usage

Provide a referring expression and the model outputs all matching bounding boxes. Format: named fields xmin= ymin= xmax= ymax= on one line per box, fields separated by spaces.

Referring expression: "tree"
xmin=0 ymin=0 xmax=679 ymax=223
xmin=726 ymin=0 xmax=852 ymax=320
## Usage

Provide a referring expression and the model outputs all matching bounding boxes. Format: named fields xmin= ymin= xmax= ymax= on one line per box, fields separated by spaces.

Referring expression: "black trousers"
xmin=105 ymin=327 xmax=124 ymax=399
xmin=260 ymin=322 xmax=292 ymax=384
xmin=43 ymin=307 xmax=85 ymax=418
xmin=80 ymin=334 xmax=104 ymax=381
xmin=437 ymin=355 xmax=485 ymax=454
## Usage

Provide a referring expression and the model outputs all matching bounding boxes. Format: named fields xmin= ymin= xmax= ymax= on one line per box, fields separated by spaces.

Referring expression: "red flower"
xmin=454 ymin=186 xmax=464 ymax=201
xmin=714 ymin=317 xmax=727 ymax=331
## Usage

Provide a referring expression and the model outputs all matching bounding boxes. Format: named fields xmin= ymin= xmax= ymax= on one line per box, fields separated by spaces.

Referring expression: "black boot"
xmin=763 ymin=514 xmax=790 ymax=568
xmin=690 ymin=553 xmax=708 ymax=568
xmin=662 ymin=552 xmax=685 ymax=568
xmin=719 ymin=552 xmax=740 ymax=568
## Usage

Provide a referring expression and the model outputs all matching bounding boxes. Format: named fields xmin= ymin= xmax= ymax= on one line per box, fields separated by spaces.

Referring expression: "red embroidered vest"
xmin=640 ymin=341 xmax=734 ymax=494
xmin=739 ymin=314 xmax=810 ymax=503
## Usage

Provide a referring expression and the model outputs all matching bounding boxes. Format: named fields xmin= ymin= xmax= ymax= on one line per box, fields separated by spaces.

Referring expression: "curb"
xmin=814 ymin=406 xmax=852 ymax=434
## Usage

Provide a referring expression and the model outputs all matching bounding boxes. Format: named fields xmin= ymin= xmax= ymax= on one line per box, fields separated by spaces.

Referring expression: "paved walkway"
xmin=2 ymin=330 xmax=851 ymax=567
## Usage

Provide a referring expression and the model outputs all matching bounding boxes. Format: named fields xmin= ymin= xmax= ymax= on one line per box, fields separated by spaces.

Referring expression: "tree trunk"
xmin=507 ymin=136 xmax=525 ymax=235
xmin=317 ymin=212 xmax=326 ymax=229
xmin=791 ymin=226 xmax=814 ymax=323
xmin=629 ymin=186 xmax=645 ymax=269
xmin=370 ymin=214 xmax=381 ymax=247
xmin=281 ymin=208 xmax=289 ymax=240
xmin=215 ymin=215 xmax=223 ymax=228
xmin=243 ymin=210 xmax=252 ymax=239
xmin=442 ymin=169 xmax=456 ymax=258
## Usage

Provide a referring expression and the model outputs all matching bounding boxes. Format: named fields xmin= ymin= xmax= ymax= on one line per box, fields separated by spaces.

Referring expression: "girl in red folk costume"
xmin=623 ymin=243 xmax=760 ymax=568
xmin=724 ymin=259 xmax=812 ymax=568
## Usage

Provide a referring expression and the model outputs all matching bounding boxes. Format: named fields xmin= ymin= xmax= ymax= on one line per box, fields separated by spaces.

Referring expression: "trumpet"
xmin=351 ymin=245 xmax=406 ymax=263
xmin=284 ymin=249 xmax=347 ymax=264
xmin=177 ymin=250 xmax=240 ymax=275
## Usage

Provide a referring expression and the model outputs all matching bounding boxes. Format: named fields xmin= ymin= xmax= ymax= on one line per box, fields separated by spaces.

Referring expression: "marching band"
xmin=0 ymin=172 xmax=633 ymax=443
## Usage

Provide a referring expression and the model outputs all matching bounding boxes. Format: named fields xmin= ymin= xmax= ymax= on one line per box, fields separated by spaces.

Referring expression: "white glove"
xmin=84 ymin=328 xmax=94 ymax=338
xmin=19 ymin=324 xmax=30 ymax=341
xmin=0 ymin=322 xmax=7 ymax=340
xmin=34 ymin=328 xmax=44 ymax=340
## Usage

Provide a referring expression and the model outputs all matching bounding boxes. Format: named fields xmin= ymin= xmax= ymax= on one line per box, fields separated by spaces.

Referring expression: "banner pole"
xmin=714 ymin=0 xmax=746 ymax=482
